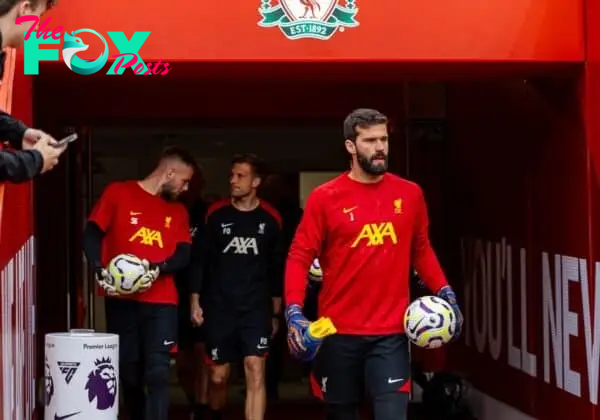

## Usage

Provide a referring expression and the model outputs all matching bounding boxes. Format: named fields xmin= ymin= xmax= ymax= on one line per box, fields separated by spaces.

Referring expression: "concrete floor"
xmin=118 ymin=364 xmax=424 ymax=419
xmin=165 ymin=381 xmax=423 ymax=419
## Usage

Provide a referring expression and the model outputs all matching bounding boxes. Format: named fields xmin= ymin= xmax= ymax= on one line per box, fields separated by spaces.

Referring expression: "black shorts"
xmin=104 ymin=298 xmax=178 ymax=365
xmin=311 ymin=334 xmax=410 ymax=404
xmin=177 ymin=300 xmax=204 ymax=351
xmin=204 ymin=307 xmax=272 ymax=364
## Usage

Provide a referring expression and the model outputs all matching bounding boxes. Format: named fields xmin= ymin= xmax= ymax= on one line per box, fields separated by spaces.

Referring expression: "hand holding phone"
xmin=54 ymin=133 xmax=78 ymax=148
xmin=34 ymin=136 xmax=70 ymax=174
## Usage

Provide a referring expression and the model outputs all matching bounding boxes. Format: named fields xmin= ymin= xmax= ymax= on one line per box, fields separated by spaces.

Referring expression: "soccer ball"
xmin=404 ymin=296 xmax=456 ymax=349
xmin=309 ymin=258 xmax=322 ymax=280
xmin=106 ymin=254 xmax=147 ymax=295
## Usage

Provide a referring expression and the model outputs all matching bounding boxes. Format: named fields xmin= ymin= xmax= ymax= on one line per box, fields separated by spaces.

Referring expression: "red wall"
xmin=586 ymin=0 xmax=600 ymax=183
xmin=33 ymin=65 xmax=407 ymax=120
xmin=41 ymin=0 xmax=583 ymax=61
xmin=443 ymin=76 xmax=598 ymax=419
xmin=0 ymin=54 xmax=37 ymax=420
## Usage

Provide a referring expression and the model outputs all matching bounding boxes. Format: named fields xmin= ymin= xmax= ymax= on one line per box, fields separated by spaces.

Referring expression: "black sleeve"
xmin=0 ymin=149 xmax=43 ymax=183
xmin=189 ymin=214 xmax=214 ymax=295
xmin=0 ymin=112 xmax=28 ymax=149
xmin=83 ymin=221 xmax=106 ymax=269
xmin=187 ymin=231 xmax=205 ymax=295
xmin=269 ymin=221 xmax=285 ymax=299
xmin=157 ymin=242 xmax=191 ymax=274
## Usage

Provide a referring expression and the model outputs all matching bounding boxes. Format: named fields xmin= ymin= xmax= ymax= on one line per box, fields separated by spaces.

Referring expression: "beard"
xmin=160 ymin=181 xmax=179 ymax=201
xmin=356 ymin=150 xmax=388 ymax=175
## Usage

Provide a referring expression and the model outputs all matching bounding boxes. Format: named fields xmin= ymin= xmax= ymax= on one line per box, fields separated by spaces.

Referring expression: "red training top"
xmin=285 ymin=173 xmax=447 ymax=335
xmin=89 ymin=181 xmax=191 ymax=304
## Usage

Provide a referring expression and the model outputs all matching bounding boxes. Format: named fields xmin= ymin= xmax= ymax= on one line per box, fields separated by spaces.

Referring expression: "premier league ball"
xmin=106 ymin=254 xmax=147 ymax=295
xmin=404 ymin=296 xmax=456 ymax=349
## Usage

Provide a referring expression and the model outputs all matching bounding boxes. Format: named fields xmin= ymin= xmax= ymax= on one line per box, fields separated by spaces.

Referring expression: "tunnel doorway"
xmin=32 ymin=62 xmax=583 ymax=418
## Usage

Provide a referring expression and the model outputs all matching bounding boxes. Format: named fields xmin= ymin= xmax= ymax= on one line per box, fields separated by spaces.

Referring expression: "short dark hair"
xmin=158 ymin=146 xmax=197 ymax=170
xmin=343 ymin=108 xmax=388 ymax=141
xmin=0 ymin=0 xmax=56 ymax=15
xmin=231 ymin=153 xmax=266 ymax=178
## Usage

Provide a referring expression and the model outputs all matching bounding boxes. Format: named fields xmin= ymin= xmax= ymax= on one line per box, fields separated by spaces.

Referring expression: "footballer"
xmin=83 ymin=146 xmax=195 ymax=420
xmin=190 ymin=153 xmax=285 ymax=420
xmin=284 ymin=109 xmax=464 ymax=420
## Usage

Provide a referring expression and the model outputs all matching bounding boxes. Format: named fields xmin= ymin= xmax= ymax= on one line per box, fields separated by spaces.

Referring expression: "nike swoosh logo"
xmin=388 ymin=378 xmax=404 ymax=384
xmin=257 ymin=345 xmax=268 ymax=349
xmin=408 ymin=317 xmax=425 ymax=334
xmin=163 ymin=340 xmax=175 ymax=346
xmin=130 ymin=211 xmax=141 ymax=216
xmin=221 ymin=223 xmax=233 ymax=227
xmin=343 ymin=206 xmax=357 ymax=213
xmin=55 ymin=412 xmax=81 ymax=420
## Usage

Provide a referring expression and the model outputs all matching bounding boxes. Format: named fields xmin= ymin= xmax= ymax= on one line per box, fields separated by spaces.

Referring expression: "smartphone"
xmin=54 ymin=133 xmax=78 ymax=147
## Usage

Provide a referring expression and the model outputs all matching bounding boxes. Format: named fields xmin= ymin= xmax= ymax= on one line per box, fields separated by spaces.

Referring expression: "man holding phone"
xmin=0 ymin=0 xmax=67 ymax=183
xmin=0 ymin=131 xmax=70 ymax=183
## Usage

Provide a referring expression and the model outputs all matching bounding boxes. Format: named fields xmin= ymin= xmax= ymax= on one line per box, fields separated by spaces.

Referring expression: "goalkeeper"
xmin=284 ymin=109 xmax=463 ymax=420
xmin=82 ymin=147 xmax=195 ymax=420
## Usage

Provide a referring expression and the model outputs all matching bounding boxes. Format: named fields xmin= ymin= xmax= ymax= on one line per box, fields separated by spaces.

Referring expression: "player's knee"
xmin=243 ymin=356 xmax=265 ymax=390
xmin=325 ymin=403 xmax=360 ymax=420
xmin=372 ymin=392 xmax=409 ymax=420
xmin=209 ymin=364 xmax=230 ymax=386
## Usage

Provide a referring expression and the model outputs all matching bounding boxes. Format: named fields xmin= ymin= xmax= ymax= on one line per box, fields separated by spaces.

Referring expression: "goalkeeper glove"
xmin=94 ymin=267 xmax=118 ymax=296
xmin=285 ymin=304 xmax=311 ymax=360
xmin=437 ymin=285 xmax=463 ymax=341
xmin=139 ymin=259 xmax=160 ymax=292
xmin=285 ymin=305 xmax=337 ymax=361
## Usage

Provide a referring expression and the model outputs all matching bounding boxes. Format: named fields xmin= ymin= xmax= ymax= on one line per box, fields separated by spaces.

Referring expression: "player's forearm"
xmin=83 ymin=222 xmax=105 ymax=269
xmin=413 ymin=243 xmax=447 ymax=293
xmin=272 ymin=297 xmax=282 ymax=315
xmin=413 ymin=190 xmax=448 ymax=293
xmin=156 ymin=242 xmax=191 ymax=274
xmin=190 ymin=292 xmax=200 ymax=305
xmin=269 ymin=263 xmax=284 ymax=304
xmin=0 ymin=112 xmax=27 ymax=149
xmin=270 ymin=233 xmax=286 ymax=306
xmin=188 ymin=262 xmax=203 ymax=295
xmin=285 ymin=257 xmax=311 ymax=307
xmin=0 ymin=149 xmax=42 ymax=183
xmin=284 ymin=193 xmax=324 ymax=307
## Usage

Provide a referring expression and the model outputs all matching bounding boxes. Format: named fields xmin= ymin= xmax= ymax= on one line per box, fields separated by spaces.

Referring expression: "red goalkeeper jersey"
xmin=285 ymin=173 xmax=447 ymax=335
xmin=89 ymin=181 xmax=191 ymax=304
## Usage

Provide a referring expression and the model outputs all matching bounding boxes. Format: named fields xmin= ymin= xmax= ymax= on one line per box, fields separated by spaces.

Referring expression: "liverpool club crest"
xmin=258 ymin=0 xmax=359 ymax=40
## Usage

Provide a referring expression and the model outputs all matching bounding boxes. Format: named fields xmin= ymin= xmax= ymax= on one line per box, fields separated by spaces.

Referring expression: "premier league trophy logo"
xmin=44 ymin=356 xmax=54 ymax=406
xmin=85 ymin=357 xmax=117 ymax=410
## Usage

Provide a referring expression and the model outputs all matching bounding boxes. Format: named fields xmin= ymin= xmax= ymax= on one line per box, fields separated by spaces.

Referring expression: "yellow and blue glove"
xmin=437 ymin=285 xmax=463 ymax=341
xmin=285 ymin=304 xmax=337 ymax=361
xmin=285 ymin=304 xmax=311 ymax=359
